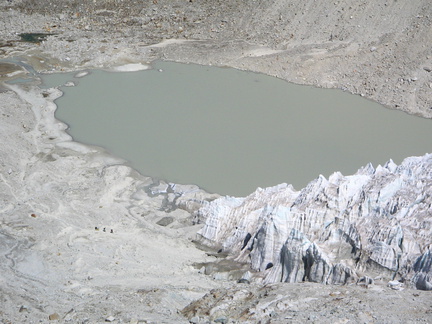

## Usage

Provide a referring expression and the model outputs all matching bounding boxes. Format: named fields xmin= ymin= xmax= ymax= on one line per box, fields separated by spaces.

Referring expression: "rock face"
xmin=196 ymin=155 xmax=432 ymax=289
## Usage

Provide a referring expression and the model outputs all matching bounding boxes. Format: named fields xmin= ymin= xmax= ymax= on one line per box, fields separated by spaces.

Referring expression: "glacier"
xmin=194 ymin=155 xmax=432 ymax=290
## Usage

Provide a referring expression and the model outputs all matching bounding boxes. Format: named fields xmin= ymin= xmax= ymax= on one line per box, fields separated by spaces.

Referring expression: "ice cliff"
xmin=194 ymin=154 xmax=432 ymax=290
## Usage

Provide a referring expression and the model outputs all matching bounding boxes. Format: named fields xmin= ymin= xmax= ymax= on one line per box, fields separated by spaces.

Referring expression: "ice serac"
xmin=195 ymin=155 xmax=432 ymax=290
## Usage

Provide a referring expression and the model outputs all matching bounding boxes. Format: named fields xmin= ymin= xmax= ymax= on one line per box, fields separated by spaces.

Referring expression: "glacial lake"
xmin=42 ymin=61 xmax=432 ymax=196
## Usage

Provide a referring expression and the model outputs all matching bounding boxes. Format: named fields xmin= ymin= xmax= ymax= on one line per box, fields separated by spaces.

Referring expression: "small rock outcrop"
xmin=195 ymin=154 xmax=432 ymax=289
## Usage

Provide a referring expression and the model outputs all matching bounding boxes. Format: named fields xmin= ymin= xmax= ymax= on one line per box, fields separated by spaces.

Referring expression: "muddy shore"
xmin=1 ymin=1 xmax=432 ymax=323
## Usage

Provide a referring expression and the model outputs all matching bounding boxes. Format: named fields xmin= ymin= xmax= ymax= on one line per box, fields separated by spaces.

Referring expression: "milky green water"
xmin=42 ymin=61 xmax=432 ymax=196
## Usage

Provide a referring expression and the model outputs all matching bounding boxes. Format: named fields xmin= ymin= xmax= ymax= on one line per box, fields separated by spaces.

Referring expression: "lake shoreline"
xmin=42 ymin=60 xmax=432 ymax=197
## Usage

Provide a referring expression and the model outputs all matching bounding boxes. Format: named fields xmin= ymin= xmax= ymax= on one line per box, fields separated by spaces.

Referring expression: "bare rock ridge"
xmin=195 ymin=155 xmax=432 ymax=290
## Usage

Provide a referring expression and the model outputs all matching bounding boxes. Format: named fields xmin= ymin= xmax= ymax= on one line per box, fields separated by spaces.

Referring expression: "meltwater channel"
xmin=42 ymin=61 xmax=432 ymax=196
